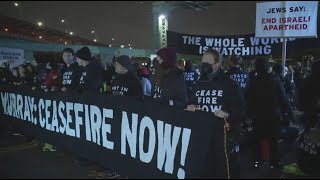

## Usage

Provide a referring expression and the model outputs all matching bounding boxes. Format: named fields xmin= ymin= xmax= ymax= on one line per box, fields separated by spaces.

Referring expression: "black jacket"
xmin=189 ymin=69 xmax=245 ymax=132
xmin=152 ymin=67 xmax=188 ymax=110
xmin=183 ymin=69 xmax=199 ymax=88
xmin=225 ymin=67 xmax=248 ymax=93
xmin=111 ymin=71 xmax=143 ymax=98
xmin=77 ymin=60 xmax=103 ymax=93
xmin=61 ymin=63 xmax=81 ymax=91
xmin=245 ymin=73 xmax=291 ymax=137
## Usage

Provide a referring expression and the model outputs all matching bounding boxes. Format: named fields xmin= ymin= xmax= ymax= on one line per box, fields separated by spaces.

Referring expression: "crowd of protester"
xmin=0 ymin=46 xmax=319 ymax=178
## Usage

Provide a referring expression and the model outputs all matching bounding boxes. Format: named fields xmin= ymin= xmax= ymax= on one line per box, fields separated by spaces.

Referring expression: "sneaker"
xmin=12 ymin=133 xmax=23 ymax=136
xmin=42 ymin=143 xmax=57 ymax=152
xmin=282 ymin=163 xmax=306 ymax=176
xmin=254 ymin=161 xmax=259 ymax=168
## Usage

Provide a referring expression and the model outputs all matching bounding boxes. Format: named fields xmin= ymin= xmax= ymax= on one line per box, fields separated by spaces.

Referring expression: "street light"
xmin=91 ymin=30 xmax=95 ymax=34
xmin=39 ymin=36 xmax=42 ymax=39
xmin=120 ymin=45 xmax=124 ymax=48
xmin=93 ymin=39 xmax=97 ymax=42
xmin=64 ymin=41 xmax=67 ymax=45
xmin=14 ymin=2 xmax=18 ymax=7
xmin=159 ymin=14 xmax=166 ymax=20
xmin=128 ymin=44 xmax=131 ymax=46
xmin=69 ymin=32 xmax=73 ymax=35
xmin=61 ymin=19 xmax=65 ymax=23
xmin=109 ymin=45 xmax=112 ymax=47
xmin=112 ymin=38 xmax=115 ymax=41
xmin=4 ymin=28 xmax=8 ymax=32
xmin=129 ymin=47 xmax=132 ymax=49
xmin=37 ymin=22 xmax=42 ymax=26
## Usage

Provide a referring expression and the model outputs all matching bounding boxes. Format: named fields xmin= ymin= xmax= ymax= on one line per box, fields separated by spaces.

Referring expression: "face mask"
xmin=201 ymin=62 xmax=213 ymax=75
xmin=200 ymin=62 xmax=214 ymax=80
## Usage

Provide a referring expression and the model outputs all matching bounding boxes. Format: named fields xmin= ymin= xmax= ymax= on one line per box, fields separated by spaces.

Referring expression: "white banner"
xmin=0 ymin=47 xmax=24 ymax=68
xmin=255 ymin=1 xmax=318 ymax=38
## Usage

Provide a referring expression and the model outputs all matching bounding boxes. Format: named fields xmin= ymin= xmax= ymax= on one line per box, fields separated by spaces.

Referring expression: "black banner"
xmin=0 ymin=85 xmax=227 ymax=179
xmin=167 ymin=31 xmax=320 ymax=57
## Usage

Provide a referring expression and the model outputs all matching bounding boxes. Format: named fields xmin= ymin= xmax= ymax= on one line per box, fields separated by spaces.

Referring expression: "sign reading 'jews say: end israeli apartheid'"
xmin=0 ymin=85 xmax=227 ymax=179
xmin=255 ymin=1 xmax=318 ymax=38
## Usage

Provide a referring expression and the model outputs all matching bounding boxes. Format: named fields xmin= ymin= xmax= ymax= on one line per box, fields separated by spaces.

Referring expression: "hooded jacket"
xmin=245 ymin=72 xmax=290 ymax=137
xmin=61 ymin=62 xmax=81 ymax=91
xmin=152 ymin=67 xmax=188 ymax=110
xmin=77 ymin=60 xmax=103 ymax=93
xmin=189 ymin=68 xmax=245 ymax=132
xmin=225 ymin=67 xmax=248 ymax=93
xmin=111 ymin=71 xmax=143 ymax=98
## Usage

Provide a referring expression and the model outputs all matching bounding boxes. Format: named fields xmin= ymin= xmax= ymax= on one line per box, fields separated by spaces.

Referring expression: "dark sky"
xmin=0 ymin=1 xmax=257 ymax=49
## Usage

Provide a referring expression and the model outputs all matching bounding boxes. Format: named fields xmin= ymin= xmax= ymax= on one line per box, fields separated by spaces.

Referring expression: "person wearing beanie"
xmin=75 ymin=47 xmax=103 ymax=93
xmin=225 ymin=55 xmax=248 ymax=93
xmin=151 ymin=47 xmax=188 ymax=109
xmin=111 ymin=55 xmax=143 ymax=98
xmin=60 ymin=47 xmax=81 ymax=92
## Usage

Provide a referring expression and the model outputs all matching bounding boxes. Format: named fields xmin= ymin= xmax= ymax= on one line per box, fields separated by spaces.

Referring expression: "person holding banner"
xmin=60 ymin=48 xmax=81 ymax=92
xmin=151 ymin=47 xmax=188 ymax=109
xmin=111 ymin=55 xmax=143 ymax=98
xmin=186 ymin=49 xmax=245 ymax=178
xmin=75 ymin=47 xmax=104 ymax=93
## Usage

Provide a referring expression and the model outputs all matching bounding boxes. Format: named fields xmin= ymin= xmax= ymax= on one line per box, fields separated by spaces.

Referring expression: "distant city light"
xmin=69 ymin=32 xmax=73 ymax=35
xmin=61 ymin=19 xmax=65 ymax=23
xmin=37 ymin=22 xmax=42 ymax=26
xmin=39 ymin=36 xmax=42 ymax=39
xmin=93 ymin=39 xmax=97 ymax=42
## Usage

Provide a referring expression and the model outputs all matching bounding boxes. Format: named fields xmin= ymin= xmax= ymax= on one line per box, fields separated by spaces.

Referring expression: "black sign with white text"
xmin=0 ymin=85 xmax=228 ymax=179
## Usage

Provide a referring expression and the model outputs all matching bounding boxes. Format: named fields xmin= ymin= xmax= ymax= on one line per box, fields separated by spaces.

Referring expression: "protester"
xmin=40 ymin=62 xmax=61 ymax=92
xmin=0 ymin=62 xmax=14 ymax=84
xmin=111 ymin=55 xmax=143 ymax=98
xmin=151 ymin=47 xmax=188 ymax=109
xmin=225 ymin=55 xmax=248 ymax=93
xmin=186 ymin=49 xmax=245 ymax=178
xmin=245 ymin=57 xmax=291 ymax=169
xmin=60 ymin=48 xmax=81 ymax=92
xmin=283 ymin=60 xmax=320 ymax=177
xmin=75 ymin=47 xmax=104 ymax=93
xmin=298 ymin=60 xmax=320 ymax=130
xmin=183 ymin=60 xmax=198 ymax=99
xmin=139 ymin=66 xmax=152 ymax=96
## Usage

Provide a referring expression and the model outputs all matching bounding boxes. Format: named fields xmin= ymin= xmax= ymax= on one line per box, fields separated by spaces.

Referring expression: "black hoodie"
xmin=225 ymin=67 xmax=248 ymax=93
xmin=77 ymin=60 xmax=103 ymax=93
xmin=111 ymin=71 xmax=143 ymax=98
xmin=61 ymin=62 xmax=81 ymax=91
xmin=189 ymin=68 xmax=245 ymax=133
xmin=152 ymin=67 xmax=188 ymax=110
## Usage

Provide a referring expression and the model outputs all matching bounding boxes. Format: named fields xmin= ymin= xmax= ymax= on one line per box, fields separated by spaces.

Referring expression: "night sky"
xmin=0 ymin=1 xmax=257 ymax=49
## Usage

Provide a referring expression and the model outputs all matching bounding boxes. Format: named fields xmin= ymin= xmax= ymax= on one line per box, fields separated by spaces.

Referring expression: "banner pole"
xmin=281 ymin=38 xmax=287 ymax=77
